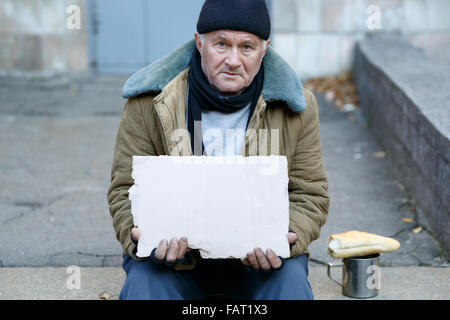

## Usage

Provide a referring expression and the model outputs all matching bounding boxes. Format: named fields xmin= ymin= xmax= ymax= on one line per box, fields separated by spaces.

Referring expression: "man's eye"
xmin=243 ymin=45 xmax=252 ymax=50
xmin=217 ymin=42 xmax=226 ymax=47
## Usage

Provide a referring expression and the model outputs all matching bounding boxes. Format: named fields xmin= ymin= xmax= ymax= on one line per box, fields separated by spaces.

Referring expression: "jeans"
xmin=119 ymin=253 xmax=314 ymax=300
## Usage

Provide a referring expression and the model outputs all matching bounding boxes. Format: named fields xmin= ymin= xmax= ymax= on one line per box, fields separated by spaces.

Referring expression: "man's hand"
xmin=131 ymin=227 xmax=191 ymax=263
xmin=241 ymin=232 xmax=297 ymax=270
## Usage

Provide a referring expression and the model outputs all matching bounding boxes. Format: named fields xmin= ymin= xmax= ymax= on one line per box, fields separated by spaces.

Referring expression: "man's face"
xmin=194 ymin=30 xmax=270 ymax=96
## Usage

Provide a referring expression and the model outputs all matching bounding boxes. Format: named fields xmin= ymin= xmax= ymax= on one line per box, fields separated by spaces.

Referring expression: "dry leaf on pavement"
xmin=99 ymin=291 xmax=110 ymax=300
xmin=325 ymin=90 xmax=335 ymax=101
xmin=304 ymin=71 xmax=360 ymax=111
xmin=372 ymin=151 xmax=386 ymax=158
xmin=412 ymin=226 xmax=422 ymax=234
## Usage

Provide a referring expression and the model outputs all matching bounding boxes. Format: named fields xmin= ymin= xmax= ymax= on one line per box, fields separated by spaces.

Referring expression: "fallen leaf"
xmin=408 ymin=206 xmax=416 ymax=212
xmin=304 ymin=71 xmax=361 ymax=112
xmin=335 ymin=99 xmax=344 ymax=108
xmin=325 ymin=90 xmax=335 ymax=101
xmin=99 ymin=291 xmax=110 ymax=300
xmin=412 ymin=226 xmax=422 ymax=234
xmin=402 ymin=217 xmax=413 ymax=223
xmin=372 ymin=151 xmax=386 ymax=158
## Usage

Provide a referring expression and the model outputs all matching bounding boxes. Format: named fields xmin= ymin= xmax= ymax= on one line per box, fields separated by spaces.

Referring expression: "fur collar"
xmin=122 ymin=39 xmax=306 ymax=113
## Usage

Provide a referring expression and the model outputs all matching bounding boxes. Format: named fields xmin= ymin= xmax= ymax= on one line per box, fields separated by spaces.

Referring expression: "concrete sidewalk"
xmin=0 ymin=265 xmax=448 ymax=300
xmin=0 ymin=75 xmax=448 ymax=300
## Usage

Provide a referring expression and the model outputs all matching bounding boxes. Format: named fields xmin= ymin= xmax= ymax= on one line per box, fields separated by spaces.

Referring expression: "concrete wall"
xmin=353 ymin=35 xmax=450 ymax=256
xmin=0 ymin=0 xmax=88 ymax=75
xmin=272 ymin=0 xmax=450 ymax=79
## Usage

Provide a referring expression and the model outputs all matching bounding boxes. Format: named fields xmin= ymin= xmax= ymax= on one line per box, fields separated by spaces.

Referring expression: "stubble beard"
xmin=211 ymin=80 xmax=247 ymax=97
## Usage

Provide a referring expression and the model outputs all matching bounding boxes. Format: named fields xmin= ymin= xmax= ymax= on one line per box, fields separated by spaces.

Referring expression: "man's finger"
xmin=254 ymin=248 xmax=271 ymax=270
xmin=288 ymin=232 xmax=297 ymax=244
xmin=154 ymin=239 xmax=168 ymax=261
xmin=177 ymin=236 xmax=188 ymax=260
xmin=246 ymin=251 xmax=260 ymax=269
xmin=166 ymin=237 xmax=179 ymax=263
xmin=131 ymin=227 xmax=140 ymax=242
xmin=241 ymin=257 xmax=251 ymax=267
xmin=266 ymin=249 xmax=282 ymax=269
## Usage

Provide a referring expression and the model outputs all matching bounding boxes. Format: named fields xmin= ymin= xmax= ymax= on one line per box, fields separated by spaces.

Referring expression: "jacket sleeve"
xmin=288 ymin=92 xmax=330 ymax=257
xmin=107 ymin=97 xmax=156 ymax=261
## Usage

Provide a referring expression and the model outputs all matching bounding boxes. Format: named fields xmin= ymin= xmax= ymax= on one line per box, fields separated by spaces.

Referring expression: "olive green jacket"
xmin=107 ymin=40 xmax=329 ymax=270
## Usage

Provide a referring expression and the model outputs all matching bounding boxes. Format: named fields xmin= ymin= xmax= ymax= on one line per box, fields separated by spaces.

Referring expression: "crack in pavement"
xmin=2 ymin=212 xmax=25 ymax=225
xmin=1 ymin=194 xmax=68 ymax=226
xmin=0 ymin=251 xmax=122 ymax=268
xmin=13 ymin=202 xmax=44 ymax=210
xmin=47 ymin=251 xmax=122 ymax=267
xmin=309 ymin=258 xmax=328 ymax=266
xmin=11 ymin=194 xmax=66 ymax=211
xmin=409 ymin=253 xmax=433 ymax=267
xmin=389 ymin=227 xmax=414 ymax=239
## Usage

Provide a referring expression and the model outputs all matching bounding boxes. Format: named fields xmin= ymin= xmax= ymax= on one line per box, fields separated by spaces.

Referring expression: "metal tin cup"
xmin=327 ymin=253 xmax=381 ymax=298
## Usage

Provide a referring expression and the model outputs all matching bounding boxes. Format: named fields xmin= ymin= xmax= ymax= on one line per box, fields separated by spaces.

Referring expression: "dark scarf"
xmin=187 ymin=47 xmax=264 ymax=155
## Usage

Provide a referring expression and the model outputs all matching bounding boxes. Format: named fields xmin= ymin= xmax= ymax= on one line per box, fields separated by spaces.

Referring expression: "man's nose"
xmin=225 ymin=48 xmax=242 ymax=69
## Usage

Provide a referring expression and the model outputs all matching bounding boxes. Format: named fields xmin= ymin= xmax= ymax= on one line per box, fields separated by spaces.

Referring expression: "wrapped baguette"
xmin=328 ymin=230 xmax=400 ymax=258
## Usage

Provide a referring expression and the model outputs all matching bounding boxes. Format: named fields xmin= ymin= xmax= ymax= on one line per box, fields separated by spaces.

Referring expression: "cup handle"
xmin=327 ymin=262 xmax=344 ymax=287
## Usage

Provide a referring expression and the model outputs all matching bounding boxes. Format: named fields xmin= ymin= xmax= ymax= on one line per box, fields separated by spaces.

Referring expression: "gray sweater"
xmin=185 ymin=85 xmax=250 ymax=156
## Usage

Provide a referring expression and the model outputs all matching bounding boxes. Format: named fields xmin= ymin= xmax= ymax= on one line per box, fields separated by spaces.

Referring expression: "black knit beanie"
xmin=197 ymin=0 xmax=271 ymax=40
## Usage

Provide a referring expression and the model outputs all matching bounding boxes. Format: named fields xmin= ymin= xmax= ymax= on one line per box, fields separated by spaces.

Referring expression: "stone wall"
xmin=353 ymin=35 xmax=450 ymax=256
xmin=0 ymin=0 xmax=87 ymax=75
xmin=272 ymin=0 xmax=450 ymax=80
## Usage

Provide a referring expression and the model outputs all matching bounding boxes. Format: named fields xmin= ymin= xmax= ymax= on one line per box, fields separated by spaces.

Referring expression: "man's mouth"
xmin=222 ymin=72 xmax=240 ymax=76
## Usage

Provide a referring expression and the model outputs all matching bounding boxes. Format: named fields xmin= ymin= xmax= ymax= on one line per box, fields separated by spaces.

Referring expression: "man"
xmin=107 ymin=0 xmax=329 ymax=300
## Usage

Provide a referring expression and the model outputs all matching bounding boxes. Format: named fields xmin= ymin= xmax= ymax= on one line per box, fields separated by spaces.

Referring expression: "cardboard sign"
xmin=129 ymin=155 xmax=290 ymax=259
